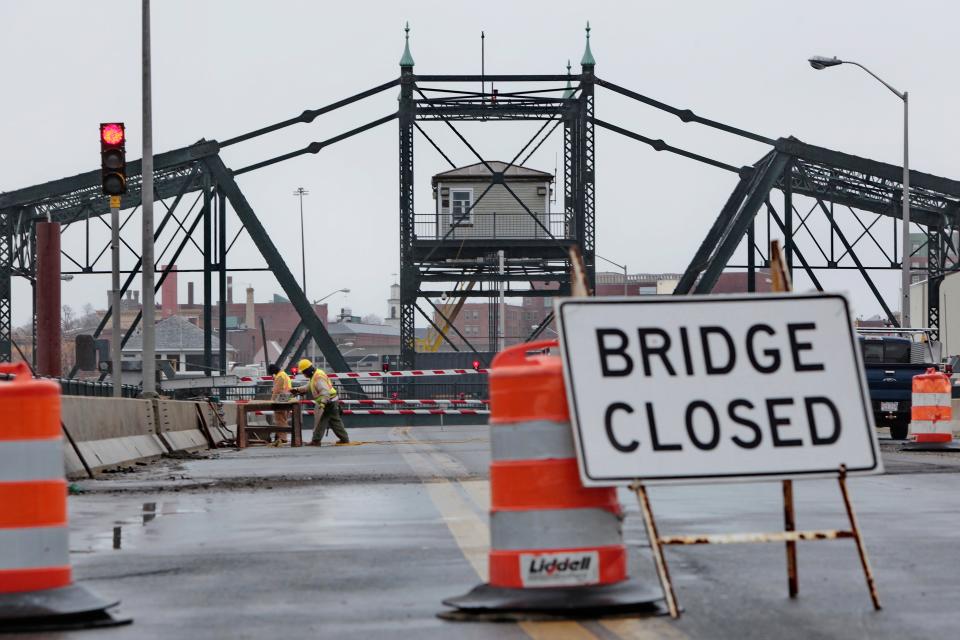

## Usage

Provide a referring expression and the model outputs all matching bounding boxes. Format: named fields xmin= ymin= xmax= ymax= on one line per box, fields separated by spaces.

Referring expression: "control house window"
xmin=450 ymin=189 xmax=474 ymax=225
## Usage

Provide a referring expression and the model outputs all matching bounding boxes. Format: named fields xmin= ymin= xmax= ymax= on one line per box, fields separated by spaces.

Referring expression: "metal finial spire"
xmin=400 ymin=21 xmax=415 ymax=67
xmin=564 ymin=59 xmax=575 ymax=98
xmin=581 ymin=21 xmax=595 ymax=66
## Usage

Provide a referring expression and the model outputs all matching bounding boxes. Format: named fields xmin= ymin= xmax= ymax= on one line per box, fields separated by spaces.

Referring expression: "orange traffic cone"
xmin=443 ymin=340 xmax=663 ymax=617
xmin=0 ymin=363 xmax=129 ymax=631
xmin=903 ymin=368 xmax=960 ymax=451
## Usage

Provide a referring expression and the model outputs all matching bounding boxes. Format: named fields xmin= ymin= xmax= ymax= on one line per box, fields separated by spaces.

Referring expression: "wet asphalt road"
xmin=23 ymin=425 xmax=960 ymax=639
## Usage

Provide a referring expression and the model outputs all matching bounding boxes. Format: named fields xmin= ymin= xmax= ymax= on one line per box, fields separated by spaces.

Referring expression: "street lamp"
xmin=357 ymin=353 xmax=379 ymax=370
xmin=293 ymin=187 xmax=309 ymax=297
xmin=595 ymin=254 xmax=628 ymax=296
xmin=313 ymin=288 xmax=350 ymax=304
xmin=809 ymin=55 xmax=911 ymax=326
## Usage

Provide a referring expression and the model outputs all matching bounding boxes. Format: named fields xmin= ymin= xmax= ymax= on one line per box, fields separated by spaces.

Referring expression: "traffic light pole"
xmin=111 ymin=201 xmax=122 ymax=396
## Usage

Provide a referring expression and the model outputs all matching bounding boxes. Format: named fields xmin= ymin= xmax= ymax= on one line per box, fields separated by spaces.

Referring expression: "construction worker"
xmin=267 ymin=363 xmax=292 ymax=446
xmin=291 ymin=358 xmax=349 ymax=446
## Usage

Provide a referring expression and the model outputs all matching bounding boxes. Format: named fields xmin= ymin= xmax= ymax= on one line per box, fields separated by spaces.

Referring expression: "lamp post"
xmin=596 ymin=254 xmax=628 ymax=296
xmin=357 ymin=352 xmax=379 ymax=370
xmin=313 ymin=288 xmax=350 ymax=305
xmin=809 ymin=55 xmax=910 ymax=327
xmin=293 ymin=187 xmax=309 ymax=297
xmin=141 ymin=0 xmax=156 ymax=394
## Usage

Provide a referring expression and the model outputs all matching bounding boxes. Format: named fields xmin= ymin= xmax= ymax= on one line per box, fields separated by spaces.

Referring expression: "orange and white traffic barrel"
xmin=0 ymin=362 xmax=128 ymax=631
xmin=443 ymin=341 xmax=663 ymax=617
xmin=905 ymin=368 xmax=959 ymax=451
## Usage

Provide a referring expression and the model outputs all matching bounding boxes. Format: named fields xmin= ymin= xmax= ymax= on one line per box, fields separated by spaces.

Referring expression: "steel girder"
xmin=0 ymin=213 xmax=12 ymax=361
xmin=399 ymin=66 xmax=417 ymax=370
xmin=399 ymin=70 xmax=589 ymax=365
xmin=778 ymin=139 xmax=960 ymax=228
xmin=6 ymin=58 xmax=960 ymax=374
xmin=1 ymin=73 xmax=408 ymax=378
xmin=0 ymin=142 xmax=219 ymax=223
xmin=676 ymin=137 xmax=960 ymax=336
xmin=2 ymin=146 xmax=354 ymax=378
xmin=203 ymin=156 xmax=354 ymax=375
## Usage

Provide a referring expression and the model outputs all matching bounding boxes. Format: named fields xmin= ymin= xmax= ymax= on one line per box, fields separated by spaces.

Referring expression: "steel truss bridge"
xmin=2 ymin=26 xmax=959 ymax=378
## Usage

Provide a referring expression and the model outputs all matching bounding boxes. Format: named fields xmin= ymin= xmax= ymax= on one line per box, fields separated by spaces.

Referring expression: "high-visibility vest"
xmin=308 ymin=369 xmax=337 ymax=403
xmin=273 ymin=371 xmax=293 ymax=393
xmin=273 ymin=370 xmax=292 ymax=395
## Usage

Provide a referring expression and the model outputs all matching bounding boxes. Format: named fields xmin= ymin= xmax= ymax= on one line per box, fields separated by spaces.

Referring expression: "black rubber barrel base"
xmin=900 ymin=441 xmax=960 ymax=452
xmin=0 ymin=584 xmax=131 ymax=633
xmin=441 ymin=579 xmax=667 ymax=621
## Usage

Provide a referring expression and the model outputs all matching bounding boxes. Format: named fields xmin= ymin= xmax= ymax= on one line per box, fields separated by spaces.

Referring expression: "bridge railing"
xmin=212 ymin=376 xmax=490 ymax=403
xmin=414 ymin=212 xmax=569 ymax=241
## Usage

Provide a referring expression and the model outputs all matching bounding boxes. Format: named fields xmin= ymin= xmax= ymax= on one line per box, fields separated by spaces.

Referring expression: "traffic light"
xmin=382 ymin=362 xmax=390 ymax=372
xmin=472 ymin=360 xmax=481 ymax=371
xmin=100 ymin=123 xmax=126 ymax=196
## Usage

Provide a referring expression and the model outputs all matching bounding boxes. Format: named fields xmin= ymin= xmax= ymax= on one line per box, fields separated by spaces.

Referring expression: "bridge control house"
xmin=425 ymin=161 xmax=556 ymax=240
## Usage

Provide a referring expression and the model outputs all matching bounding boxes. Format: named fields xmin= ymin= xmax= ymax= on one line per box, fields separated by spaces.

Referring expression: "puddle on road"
xmin=142 ymin=501 xmax=157 ymax=524
xmin=85 ymin=499 xmax=210 ymax=552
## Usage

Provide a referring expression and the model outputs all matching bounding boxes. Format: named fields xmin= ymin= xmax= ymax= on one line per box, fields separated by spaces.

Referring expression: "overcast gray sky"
xmin=2 ymin=0 xmax=958 ymax=328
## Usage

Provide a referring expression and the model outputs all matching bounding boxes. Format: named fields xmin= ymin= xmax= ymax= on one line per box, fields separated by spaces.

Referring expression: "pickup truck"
xmin=859 ymin=335 xmax=936 ymax=439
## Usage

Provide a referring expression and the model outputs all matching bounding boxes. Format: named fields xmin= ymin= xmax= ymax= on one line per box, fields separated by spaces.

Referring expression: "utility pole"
xmin=293 ymin=187 xmax=309 ymax=297
xmin=141 ymin=0 xmax=156 ymax=394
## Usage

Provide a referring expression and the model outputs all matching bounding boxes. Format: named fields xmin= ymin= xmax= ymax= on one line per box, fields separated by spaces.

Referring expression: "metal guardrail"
xmin=212 ymin=376 xmax=490 ymax=403
xmin=57 ymin=378 xmax=142 ymax=399
xmin=0 ymin=373 xmax=141 ymax=399
xmin=336 ymin=378 xmax=489 ymax=401
xmin=216 ymin=384 xmax=267 ymax=402
xmin=414 ymin=212 xmax=569 ymax=240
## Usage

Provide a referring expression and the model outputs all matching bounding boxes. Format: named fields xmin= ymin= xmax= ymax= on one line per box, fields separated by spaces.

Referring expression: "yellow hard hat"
xmin=297 ymin=359 xmax=313 ymax=371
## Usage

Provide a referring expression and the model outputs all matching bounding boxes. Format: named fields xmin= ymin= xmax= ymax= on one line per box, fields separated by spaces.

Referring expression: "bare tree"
xmin=62 ymin=304 xmax=77 ymax=331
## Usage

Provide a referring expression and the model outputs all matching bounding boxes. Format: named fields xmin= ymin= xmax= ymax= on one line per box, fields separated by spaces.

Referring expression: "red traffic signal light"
xmin=100 ymin=122 xmax=127 ymax=196
xmin=100 ymin=123 xmax=125 ymax=146
xmin=472 ymin=360 xmax=481 ymax=371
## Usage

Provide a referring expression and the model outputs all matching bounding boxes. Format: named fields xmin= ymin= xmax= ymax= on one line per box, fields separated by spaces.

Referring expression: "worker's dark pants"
xmin=312 ymin=401 xmax=348 ymax=444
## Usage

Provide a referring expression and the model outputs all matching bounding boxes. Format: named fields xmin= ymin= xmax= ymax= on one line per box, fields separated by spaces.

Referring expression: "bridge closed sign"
xmin=556 ymin=294 xmax=882 ymax=486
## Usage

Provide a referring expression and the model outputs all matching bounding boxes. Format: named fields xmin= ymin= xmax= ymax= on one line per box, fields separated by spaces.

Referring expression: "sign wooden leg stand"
xmin=630 ymin=469 xmax=881 ymax=617
xmin=783 ymin=479 xmax=798 ymax=598
xmin=631 ymin=482 xmax=680 ymax=619
xmin=838 ymin=465 xmax=882 ymax=610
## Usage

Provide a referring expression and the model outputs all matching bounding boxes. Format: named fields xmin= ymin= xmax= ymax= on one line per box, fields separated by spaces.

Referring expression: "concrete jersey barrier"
xmin=154 ymin=399 xmax=210 ymax=452
xmin=60 ymin=397 xmax=167 ymax=477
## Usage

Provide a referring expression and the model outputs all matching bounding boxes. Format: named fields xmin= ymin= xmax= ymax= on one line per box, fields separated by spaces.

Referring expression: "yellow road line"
xmin=424 ymin=480 xmax=489 ymax=579
xmin=600 ymin=618 xmax=689 ymax=640
xmin=391 ymin=427 xmax=488 ymax=579
xmin=459 ymin=479 xmax=491 ymax=512
xmin=518 ymin=621 xmax=600 ymax=639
